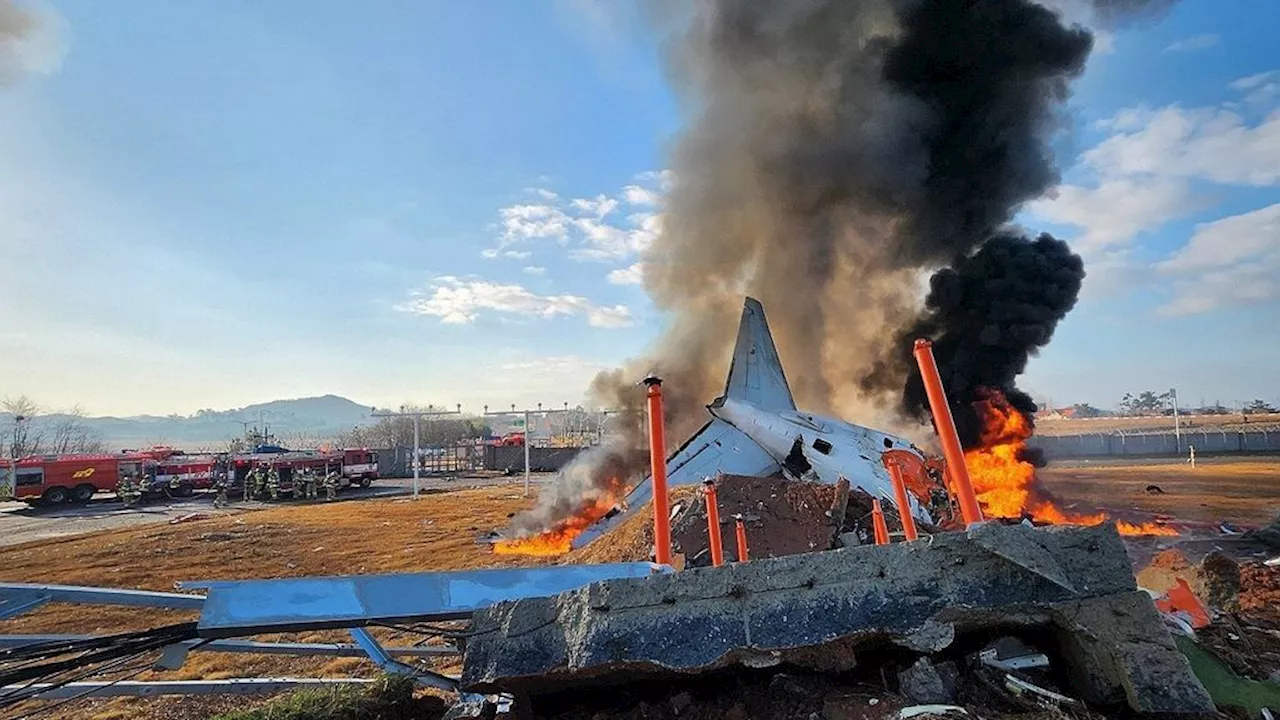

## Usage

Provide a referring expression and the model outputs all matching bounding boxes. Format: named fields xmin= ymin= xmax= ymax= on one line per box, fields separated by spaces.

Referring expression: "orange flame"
xmin=964 ymin=389 xmax=1176 ymax=537
xmin=493 ymin=479 xmax=624 ymax=557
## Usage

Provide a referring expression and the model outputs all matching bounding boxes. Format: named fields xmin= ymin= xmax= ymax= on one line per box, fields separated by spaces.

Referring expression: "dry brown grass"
xmin=1039 ymin=460 xmax=1280 ymax=526
xmin=0 ymin=488 xmax=551 ymax=719
xmin=1036 ymin=413 xmax=1280 ymax=435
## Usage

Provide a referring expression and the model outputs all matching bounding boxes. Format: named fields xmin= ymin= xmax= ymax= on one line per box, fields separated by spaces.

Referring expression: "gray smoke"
xmin=0 ymin=0 xmax=39 ymax=84
xmin=508 ymin=0 xmax=1170 ymax=536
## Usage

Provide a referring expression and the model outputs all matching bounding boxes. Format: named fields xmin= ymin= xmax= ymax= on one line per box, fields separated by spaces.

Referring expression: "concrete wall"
xmin=1031 ymin=428 xmax=1280 ymax=460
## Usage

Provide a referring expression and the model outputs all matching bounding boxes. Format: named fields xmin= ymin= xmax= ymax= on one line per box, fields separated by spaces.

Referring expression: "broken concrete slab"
xmin=898 ymin=657 xmax=955 ymax=704
xmin=460 ymin=522 xmax=1213 ymax=715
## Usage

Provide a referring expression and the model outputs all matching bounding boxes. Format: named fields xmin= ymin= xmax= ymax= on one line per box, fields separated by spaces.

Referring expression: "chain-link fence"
xmin=1031 ymin=426 xmax=1280 ymax=460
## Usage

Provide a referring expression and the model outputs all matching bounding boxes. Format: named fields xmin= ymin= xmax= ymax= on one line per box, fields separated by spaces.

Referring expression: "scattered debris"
xmin=1146 ymin=484 xmax=1166 ymax=494
xmin=463 ymin=523 xmax=1214 ymax=716
xmin=899 ymin=705 xmax=967 ymax=719
xmin=168 ymin=513 xmax=208 ymax=525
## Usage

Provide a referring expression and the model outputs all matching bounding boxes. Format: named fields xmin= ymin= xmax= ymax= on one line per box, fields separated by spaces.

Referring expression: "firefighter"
xmin=254 ymin=463 xmax=268 ymax=499
xmin=267 ymin=465 xmax=280 ymax=501
xmin=116 ymin=473 xmax=140 ymax=507
xmin=242 ymin=466 xmax=256 ymax=502
xmin=303 ymin=468 xmax=318 ymax=500
xmin=212 ymin=472 xmax=229 ymax=508
xmin=323 ymin=470 xmax=338 ymax=501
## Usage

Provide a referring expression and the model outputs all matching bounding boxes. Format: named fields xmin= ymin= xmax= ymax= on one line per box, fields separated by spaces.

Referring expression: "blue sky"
xmin=0 ymin=0 xmax=1277 ymax=416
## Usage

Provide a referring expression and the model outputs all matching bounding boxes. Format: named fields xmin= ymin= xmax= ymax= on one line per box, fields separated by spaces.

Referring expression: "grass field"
xmin=2 ymin=460 xmax=1278 ymax=718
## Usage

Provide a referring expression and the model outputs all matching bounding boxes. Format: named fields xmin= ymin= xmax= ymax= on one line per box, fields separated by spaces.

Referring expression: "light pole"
xmin=371 ymin=404 xmax=462 ymax=499
xmin=484 ymin=403 xmax=575 ymax=497
xmin=1170 ymin=388 xmax=1181 ymax=455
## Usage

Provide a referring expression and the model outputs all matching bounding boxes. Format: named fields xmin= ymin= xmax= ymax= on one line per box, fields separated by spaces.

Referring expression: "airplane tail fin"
xmin=718 ymin=297 xmax=796 ymax=411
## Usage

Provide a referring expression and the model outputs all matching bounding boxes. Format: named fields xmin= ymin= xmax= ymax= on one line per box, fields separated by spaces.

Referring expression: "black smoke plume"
xmin=898 ymin=234 xmax=1086 ymax=448
xmin=507 ymin=0 xmax=1169 ymax=536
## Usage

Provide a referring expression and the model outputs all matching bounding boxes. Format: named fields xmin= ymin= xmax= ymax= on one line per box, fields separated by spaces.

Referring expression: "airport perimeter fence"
xmin=1030 ymin=426 xmax=1280 ymax=460
xmin=372 ymin=445 xmax=587 ymax=477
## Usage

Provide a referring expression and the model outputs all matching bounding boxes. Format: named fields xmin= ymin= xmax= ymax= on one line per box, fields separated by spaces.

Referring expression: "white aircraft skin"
xmin=571 ymin=296 xmax=931 ymax=550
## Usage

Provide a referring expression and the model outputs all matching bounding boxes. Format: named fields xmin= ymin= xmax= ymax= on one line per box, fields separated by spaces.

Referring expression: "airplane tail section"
xmin=718 ymin=297 xmax=796 ymax=412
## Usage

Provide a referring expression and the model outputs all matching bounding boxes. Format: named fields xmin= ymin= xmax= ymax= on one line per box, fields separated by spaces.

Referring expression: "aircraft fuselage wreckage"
xmin=573 ymin=296 xmax=934 ymax=550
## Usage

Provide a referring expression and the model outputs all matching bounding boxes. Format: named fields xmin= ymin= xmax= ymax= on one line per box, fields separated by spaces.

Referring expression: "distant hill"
xmin=0 ymin=395 xmax=374 ymax=451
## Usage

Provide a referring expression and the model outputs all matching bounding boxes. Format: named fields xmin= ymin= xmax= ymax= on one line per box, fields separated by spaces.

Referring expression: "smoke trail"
xmin=511 ymin=0 xmax=1168 ymax=534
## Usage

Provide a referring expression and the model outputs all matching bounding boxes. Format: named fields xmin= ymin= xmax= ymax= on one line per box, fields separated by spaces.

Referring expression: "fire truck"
xmin=1 ymin=448 xmax=374 ymax=505
xmin=1 ymin=453 xmax=158 ymax=505
xmin=228 ymin=448 xmax=378 ymax=493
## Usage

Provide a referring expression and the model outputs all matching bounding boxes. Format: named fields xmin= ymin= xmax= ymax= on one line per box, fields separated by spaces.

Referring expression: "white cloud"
xmin=1163 ymin=34 xmax=1218 ymax=53
xmin=1229 ymin=70 xmax=1277 ymax=92
xmin=522 ymin=265 xmax=546 ymax=275
xmin=399 ymin=276 xmax=633 ymax=328
xmin=622 ymin=184 xmax=661 ymax=206
xmin=499 ymin=204 xmax=570 ymax=245
xmin=1026 ymin=177 xmax=1198 ymax=251
xmin=1084 ymin=106 xmax=1280 ymax=186
xmin=607 ymin=262 xmax=644 ymax=285
xmin=1156 ymin=203 xmax=1280 ymax=316
xmin=526 ymin=187 xmax=559 ymax=200
xmin=1229 ymin=70 xmax=1280 ymax=106
xmin=570 ymin=194 xmax=619 ymax=218
xmin=482 ymin=170 xmax=668 ymax=265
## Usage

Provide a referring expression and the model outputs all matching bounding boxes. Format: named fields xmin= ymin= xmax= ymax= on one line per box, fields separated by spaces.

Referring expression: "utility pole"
xmin=484 ymin=403 xmax=574 ymax=497
xmin=371 ymin=404 xmax=462 ymax=499
xmin=1170 ymin=387 xmax=1181 ymax=455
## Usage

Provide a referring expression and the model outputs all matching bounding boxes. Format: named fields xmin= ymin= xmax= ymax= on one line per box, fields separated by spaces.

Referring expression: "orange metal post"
xmin=887 ymin=462 xmax=919 ymax=541
xmin=702 ymin=479 xmax=724 ymax=567
xmin=912 ymin=339 xmax=984 ymax=527
xmin=734 ymin=515 xmax=749 ymax=562
xmin=871 ymin=499 xmax=890 ymax=545
xmin=644 ymin=376 xmax=672 ymax=566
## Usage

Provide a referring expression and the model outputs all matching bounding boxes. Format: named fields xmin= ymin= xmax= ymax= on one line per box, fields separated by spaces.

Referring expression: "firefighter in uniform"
xmin=116 ymin=472 xmax=141 ymax=507
xmin=212 ymin=472 xmax=229 ymax=508
xmin=323 ymin=470 xmax=338 ymax=501
xmin=267 ymin=465 xmax=280 ymax=501
xmin=243 ymin=466 xmax=257 ymax=502
xmin=254 ymin=463 xmax=268 ymax=499
xmin=303 ymin=468 xmax=317 ymax=500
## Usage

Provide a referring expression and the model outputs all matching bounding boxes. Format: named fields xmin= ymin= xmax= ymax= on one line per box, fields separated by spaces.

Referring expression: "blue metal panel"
xmin=183 ymin=562 xmax=666 ymax=637
xmin=0 ymin=583 xmax=204 ymax=610
xmin=0 ymin=593 xmax=50 ymax=620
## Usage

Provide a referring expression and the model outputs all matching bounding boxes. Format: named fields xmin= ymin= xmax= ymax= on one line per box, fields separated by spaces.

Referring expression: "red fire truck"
xmin=2 ymin=448 xmax=377 ymax=505
xmin=2 ymin=453 xmax=157 ymax=505
xmin=228 ymin=448 xmax=378 ymax=492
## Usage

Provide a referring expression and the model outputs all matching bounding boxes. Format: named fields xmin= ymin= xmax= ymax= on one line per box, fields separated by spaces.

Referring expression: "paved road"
xmin=0 ymin=473 xmax=556 ymax=548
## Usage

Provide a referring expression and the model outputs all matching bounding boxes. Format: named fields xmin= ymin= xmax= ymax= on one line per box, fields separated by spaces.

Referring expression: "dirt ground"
xmin=2 ymin=461 xmax=1279 ymax=719
xmin=1039 ymin=460 xmax=1280 ymax=527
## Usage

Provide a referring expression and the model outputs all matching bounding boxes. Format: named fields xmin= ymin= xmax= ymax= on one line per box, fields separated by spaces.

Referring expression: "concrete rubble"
xmin=461 ymin=522 xmax=1214 ymax=716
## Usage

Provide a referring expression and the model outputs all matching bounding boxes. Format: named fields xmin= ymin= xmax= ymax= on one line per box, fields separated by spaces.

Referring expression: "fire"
xmin=963 ymin=389 xmax=1177 ymax=537
xmin=492 ymin=480 xmax=624 ymax=557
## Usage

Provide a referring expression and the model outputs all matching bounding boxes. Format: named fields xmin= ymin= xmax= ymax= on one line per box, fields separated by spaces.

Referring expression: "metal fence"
xmin=1031 ymin=428 xmax=1280 ymax=460
xmin=371 ymin=445 xmax=587 ymax=477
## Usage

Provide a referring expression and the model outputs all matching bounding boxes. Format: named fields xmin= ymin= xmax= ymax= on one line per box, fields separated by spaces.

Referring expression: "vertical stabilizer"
xmin=719 ymin=297 xmax=796 ymax=411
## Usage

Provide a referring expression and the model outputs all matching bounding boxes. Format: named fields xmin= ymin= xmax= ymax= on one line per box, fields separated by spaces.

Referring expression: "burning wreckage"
xmin=0 ymin=296 xmax=1250 ymax=719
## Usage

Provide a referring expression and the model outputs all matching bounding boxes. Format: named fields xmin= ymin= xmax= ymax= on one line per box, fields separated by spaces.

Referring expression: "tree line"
xmin=2 ymin=396 xmax=106 ymax=458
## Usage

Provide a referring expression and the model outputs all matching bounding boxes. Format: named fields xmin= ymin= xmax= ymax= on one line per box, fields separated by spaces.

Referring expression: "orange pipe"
xmin=887 ymin=462 xmax=919 ymax=541
xmin=872 ymin=499 xmax=890 ymax=545
xmin=734 ymin=515 xmax=749 ymax=562
xmin=644 ymin=376 xmax=672 ymax=565
xmin=912 ymin=339 xmax=983 ymax=527
xmin=703 ymin=479 xmax=724 ymax=567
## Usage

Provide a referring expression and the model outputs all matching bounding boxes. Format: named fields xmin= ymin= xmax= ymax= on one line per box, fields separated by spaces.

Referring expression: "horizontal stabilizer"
xmin=571 ymin=419 xmax=779 ymax=549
